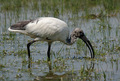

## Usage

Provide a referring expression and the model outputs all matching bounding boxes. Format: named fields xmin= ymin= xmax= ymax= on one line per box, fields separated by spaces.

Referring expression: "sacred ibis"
xmin=8 ymin=17 xmax=94 ymax=61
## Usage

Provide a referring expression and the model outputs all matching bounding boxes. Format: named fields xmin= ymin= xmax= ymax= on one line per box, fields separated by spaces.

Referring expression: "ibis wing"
xmin=9 ymin=17 xmax=69 ymax=42
xmin=8 ymin=20 xmax=34 ymax=34
xmin=10 ymin=20 xmax=33 ymax=30
xmin=26 ymin=17 xmax=69 ymax=40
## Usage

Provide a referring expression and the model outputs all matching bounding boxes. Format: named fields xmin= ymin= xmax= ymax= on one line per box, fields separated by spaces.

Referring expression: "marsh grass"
xmin=1 ymin=0 xmax=31 ymax=11
xmin=0 ymin=0 xmax=120 ymax=81
xmin=1 ymin=0 xmax=120 ymax=15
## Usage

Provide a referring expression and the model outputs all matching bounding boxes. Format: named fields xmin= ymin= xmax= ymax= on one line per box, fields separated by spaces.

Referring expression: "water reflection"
xmin=32 ymin=60 xmax=95 ymax=81
xmin=0 ymin=0 xmax=120 ymax=80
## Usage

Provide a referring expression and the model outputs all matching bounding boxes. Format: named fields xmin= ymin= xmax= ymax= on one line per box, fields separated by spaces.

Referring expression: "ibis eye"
xmin=80 ymin=32 xmax=84 ymax=36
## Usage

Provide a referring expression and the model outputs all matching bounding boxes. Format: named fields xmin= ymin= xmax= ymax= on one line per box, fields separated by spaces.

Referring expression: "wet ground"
xmin=0 ymin=0 xmax=120 ymax=81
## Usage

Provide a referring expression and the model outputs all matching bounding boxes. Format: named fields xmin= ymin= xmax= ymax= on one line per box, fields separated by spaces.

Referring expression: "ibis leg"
xmin=27 ymin=40 xmax=36 ymax=59
xmin=47 ymin=43 xmax=51 ymax=61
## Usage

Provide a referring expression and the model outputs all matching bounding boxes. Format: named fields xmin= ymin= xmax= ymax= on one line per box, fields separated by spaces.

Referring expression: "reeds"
xmin=0 ymin=0 xmax=120 ymax=81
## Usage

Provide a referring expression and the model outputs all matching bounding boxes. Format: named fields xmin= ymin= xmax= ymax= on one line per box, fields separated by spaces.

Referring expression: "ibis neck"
xmin=66 ymin=35 xmax=77 ymax=45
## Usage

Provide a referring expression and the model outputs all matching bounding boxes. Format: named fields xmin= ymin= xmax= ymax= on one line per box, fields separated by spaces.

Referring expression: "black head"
xmin=73 ymin=28 xmax=95 ymax=58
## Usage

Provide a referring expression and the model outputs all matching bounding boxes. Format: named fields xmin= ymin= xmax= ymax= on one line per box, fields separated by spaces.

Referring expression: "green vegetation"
xmin=0 ymin=0 xmax=120 ymax=81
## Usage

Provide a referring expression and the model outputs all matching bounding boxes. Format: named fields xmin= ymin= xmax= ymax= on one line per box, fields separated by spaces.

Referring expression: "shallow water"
xmin=0 ymin=0 xmax=120 ymax=81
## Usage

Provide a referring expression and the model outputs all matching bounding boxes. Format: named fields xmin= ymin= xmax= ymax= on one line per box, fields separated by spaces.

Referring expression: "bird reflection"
xmin=33 ymin=62 xmax=67 ymax=81
xmin=27 ymin=59 xmax=95 ymax=81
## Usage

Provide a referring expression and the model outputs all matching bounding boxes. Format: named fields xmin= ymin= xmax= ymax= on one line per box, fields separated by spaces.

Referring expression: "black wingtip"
xmin=10 ymin=20 xmax=32 ymax=30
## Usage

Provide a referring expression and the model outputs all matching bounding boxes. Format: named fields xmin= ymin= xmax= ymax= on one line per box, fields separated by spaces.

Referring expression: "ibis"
xmin=8 ymin=17 xmax=95 ymax=61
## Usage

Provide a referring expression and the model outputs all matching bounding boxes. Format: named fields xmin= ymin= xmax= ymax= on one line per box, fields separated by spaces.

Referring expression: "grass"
xmin=0 ymin=0 xmax=120 ymax=81
xmin=0 ymin=0 xmax=120 ymax=15
xmin=0 ymin=0 xmax=31 ymax=11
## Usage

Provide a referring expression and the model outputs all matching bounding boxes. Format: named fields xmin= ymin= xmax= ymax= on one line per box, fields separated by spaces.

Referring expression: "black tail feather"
xmin=11 ymin=20 xmax=33 ymax=30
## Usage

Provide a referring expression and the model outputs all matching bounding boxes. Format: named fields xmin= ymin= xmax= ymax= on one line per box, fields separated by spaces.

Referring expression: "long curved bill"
xmin=80 ymin=36 xmax=95 ymax=58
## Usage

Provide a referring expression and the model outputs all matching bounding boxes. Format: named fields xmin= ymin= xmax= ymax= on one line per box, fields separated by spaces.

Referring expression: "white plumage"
xmin=8 ymin=17 xmax=94 ymax=61
xmin=9 ymin=17 xmax=69 ymax=43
